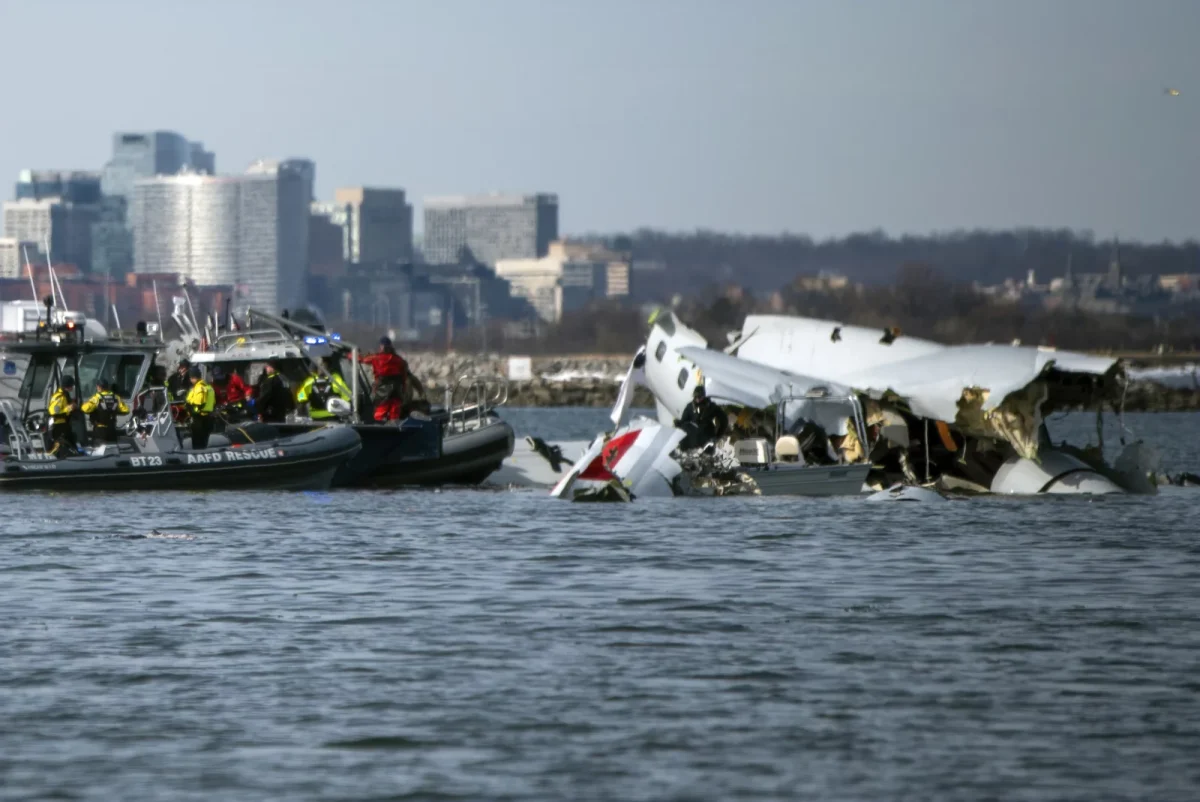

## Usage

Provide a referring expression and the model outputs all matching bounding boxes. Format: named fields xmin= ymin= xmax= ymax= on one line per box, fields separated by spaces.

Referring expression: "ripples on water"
xmin=2 ymin=410 xmax=1199 ymax=801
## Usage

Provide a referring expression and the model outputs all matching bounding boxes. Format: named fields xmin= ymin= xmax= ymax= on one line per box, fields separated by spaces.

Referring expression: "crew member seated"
xmin=47 ymin=376 xmax=80 ymax=457
xmin=674 ymin=385 xmax=729 ymax=450
xmin=296 ymin=370 xmax=352 ymax=420
xmin=82 ymin=378 xmax=130 ymax=444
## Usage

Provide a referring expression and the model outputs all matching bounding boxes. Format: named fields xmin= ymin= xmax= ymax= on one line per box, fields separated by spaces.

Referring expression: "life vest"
xmin=48 ymin=389 xmax=73 ymax=424
xmin=186 ymin=380 xmax=216 ymax=415
xmin=84 ymin=391 xmax=126 ymax=429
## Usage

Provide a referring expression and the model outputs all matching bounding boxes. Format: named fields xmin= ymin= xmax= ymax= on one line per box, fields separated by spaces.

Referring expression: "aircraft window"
xmin=655 ymin=341 xmax=667 ymax=362
xmin=677 ymin=367 xmax=688 ymax=389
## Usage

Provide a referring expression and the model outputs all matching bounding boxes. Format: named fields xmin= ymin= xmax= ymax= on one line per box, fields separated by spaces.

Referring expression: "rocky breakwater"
xmin=405 ymin=353 xmax=655 ymax=408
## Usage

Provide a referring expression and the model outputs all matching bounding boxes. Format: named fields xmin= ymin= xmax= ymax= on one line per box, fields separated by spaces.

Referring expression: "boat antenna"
xmin=111 ymin=303 xmax=122 ymax=332
xmin=21 ymin=246 xmax=40 ymax=325
xmin=181 ymin=287 xmax=201 ymax=338
xmin=43 ymin=234 xmax=65 ymax=313
xmin=152 ymin=279 xmax=165 ymax=342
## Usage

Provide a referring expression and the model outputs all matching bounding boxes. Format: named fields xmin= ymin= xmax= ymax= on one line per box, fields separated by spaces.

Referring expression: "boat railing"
xmin=444 ymin=373 xmax=509 ymax=432
xmin=210 ymin=328 xmax=296 ymax=353
xmin=774 ymin=390 xmax=872 ymax=465
xmin=1 ymin=397 xmax=50 ymax=460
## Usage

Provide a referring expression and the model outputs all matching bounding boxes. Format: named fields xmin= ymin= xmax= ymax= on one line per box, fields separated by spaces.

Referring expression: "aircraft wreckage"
xmin=524 ymin=311 xmax=1163 ymax=502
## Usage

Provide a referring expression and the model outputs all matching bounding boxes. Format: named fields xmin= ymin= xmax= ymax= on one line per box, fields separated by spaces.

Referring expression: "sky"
xmin=1 ymin=0 xmax=1197 ymax=241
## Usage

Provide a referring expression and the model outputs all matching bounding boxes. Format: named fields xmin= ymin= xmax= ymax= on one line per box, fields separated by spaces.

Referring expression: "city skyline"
xmin=1 ymin=0 xmax=1198 ymax=242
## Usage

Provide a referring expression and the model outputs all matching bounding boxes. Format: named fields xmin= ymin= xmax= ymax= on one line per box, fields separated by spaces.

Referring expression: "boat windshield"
xmin=76 ymin=353 xmax=146 ymax=398
xmin=18 ymin=357 xmax=61 ymax=404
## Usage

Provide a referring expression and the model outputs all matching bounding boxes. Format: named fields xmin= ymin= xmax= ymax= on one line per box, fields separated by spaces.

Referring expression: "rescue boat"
xmin=0 ymin=326 xmax=362 ymax=492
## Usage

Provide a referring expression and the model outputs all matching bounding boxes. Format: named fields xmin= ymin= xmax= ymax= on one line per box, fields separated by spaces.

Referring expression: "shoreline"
xmin=406 ymin=353 xmax=1200 ymax=412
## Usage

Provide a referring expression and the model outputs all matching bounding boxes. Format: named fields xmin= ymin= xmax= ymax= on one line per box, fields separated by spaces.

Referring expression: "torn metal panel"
xmin=550 ymin=418 xmax=684 ymax=502
xmin=735 ymin=315 xmax=1120 ymax=457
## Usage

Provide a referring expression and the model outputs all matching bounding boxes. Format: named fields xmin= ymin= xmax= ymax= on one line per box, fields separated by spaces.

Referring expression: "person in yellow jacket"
xmin=47 ymin=375 xmax=80 ymax=456
xmin=295 ymin=370 xmax=352 ymax=420
xmin=81 ymin=378 xmax=130 ymax=444
xmin=185 ymin=366 xmax=216 ymax=449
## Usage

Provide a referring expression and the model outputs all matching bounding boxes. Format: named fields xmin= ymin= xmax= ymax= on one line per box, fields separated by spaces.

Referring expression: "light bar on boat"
xmin=303 ymin=335 xmax=328 ymax=346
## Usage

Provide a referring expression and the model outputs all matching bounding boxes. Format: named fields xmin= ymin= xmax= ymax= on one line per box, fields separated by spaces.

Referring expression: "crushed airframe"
xmin=543 ymin=310 xmax=1165 ymax=501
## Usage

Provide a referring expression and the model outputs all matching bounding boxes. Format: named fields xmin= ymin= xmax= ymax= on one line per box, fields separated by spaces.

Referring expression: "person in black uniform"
xmin=81 ymin=378 xmax=130 ymax=444
xmin=674 ymin=385 xmax=729 ymax=450
xmin=253 ymin=360 xmax=292 ymax=423
xmin=167 ymin=359 xmax=191 ymax=404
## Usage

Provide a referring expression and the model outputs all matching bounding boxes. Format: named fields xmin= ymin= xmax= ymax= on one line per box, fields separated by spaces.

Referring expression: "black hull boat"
xmin=1 ymin=425 xmax=361 ymax=492
xmin=257 ymin=413 xmax=514 ymax=488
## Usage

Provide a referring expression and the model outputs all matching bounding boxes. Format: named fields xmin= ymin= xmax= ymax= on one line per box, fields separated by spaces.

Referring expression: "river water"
xmin=2 ymin=409 xmax=1199 ymax=801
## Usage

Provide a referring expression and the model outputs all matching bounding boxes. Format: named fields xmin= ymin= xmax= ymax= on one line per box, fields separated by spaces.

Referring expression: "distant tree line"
xmin=586 ymin=228 xmax=1200 ymax=301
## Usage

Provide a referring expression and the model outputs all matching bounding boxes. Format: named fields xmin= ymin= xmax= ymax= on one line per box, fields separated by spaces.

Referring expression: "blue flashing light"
xmin=330 ymin=332 xmax=341 ymax=341
xmin=303 ymin=335 xmax=328 ymax=346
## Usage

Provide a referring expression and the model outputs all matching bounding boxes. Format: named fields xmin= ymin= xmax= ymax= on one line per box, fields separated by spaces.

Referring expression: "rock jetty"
xmin=403 ymin=352 xmax=1200 ymax=411
xmin=407 ymin=353 xmax=653 ymax=408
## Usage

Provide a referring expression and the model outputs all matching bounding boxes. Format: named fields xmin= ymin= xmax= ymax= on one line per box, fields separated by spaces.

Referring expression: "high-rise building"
xmin=8 ymin=170 xmax=103 ymax=272
xmin=333 ymin=187 xmax=414 ymax=265
xmin=15 ymin=169 xmax=102 ymax=204
xmin=97 ymin=131 xmax=215 ymax=277
xmin=2 ymin=197 xmax=99 ymax=272
xmin=0 ymin=237 xmax=43 ymax=279
xmin=422 ymin=193 xmax=558 ymax=266
xmin=91 ymin=196 xmax=133 ymax=279
xmin=102 ymin=131 xmax=194 ymax=199
xmin=130 ymin=160 xmax=312 ymax=312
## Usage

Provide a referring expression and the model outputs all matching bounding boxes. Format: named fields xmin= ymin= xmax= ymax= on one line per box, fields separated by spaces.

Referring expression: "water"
xmin=2 ymin=409 xmax=1199 ymax=801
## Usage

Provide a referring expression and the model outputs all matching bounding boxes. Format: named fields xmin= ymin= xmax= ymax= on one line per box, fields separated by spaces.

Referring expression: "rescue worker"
xmin=295 ymin=369 xmax=352 ymax=420
xmin=47 ymin=375 xmax=80 ymax=456
xmin=253 ymin=360 xmax=292 ymax=423
xmin=185 ymin=365 xmax=216 ymax=449
xmin=211 ymin=365 xmax=250 ymax=421
xmin=81 ymin=378 xmax=130 ymax=444
xmin=167 ymin=358 xmax=191 ymax=403
xmin=358 ymin=336 xmax=407 ymax=422
xmin=674 ymin=385 xmax=729 ymax=450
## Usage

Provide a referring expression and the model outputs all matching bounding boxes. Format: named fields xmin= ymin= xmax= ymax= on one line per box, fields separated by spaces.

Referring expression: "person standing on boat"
xmin=168 ymin=359 xmax=191 ymax=403
xmin=82 ymin=378 xmax=130 ymax=444
xmin=47 ymin=376 xmax=80 ymax=456
xmin=359 ymin=336 xmax=407 ymax=422
xmin=185 ymin=366 xmax=216 ymax=449
xmin=253 ymin=360 xmax=292 ymax=423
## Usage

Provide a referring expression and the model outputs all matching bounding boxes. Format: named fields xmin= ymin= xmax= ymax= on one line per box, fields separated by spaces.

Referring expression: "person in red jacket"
xmin=359 ymin=336 xmax=407 ymax=422
xmin=211 ymin=365 xmax=250 ymax=421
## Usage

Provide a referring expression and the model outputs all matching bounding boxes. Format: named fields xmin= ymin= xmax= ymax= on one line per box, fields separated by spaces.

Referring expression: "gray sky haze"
xmin=1 ymin=0 xmax=1197 ymax=240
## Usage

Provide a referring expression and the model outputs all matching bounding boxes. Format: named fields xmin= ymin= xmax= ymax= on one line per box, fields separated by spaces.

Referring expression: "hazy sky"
xmin=2 ymin=0 xmax=1197 ymax=241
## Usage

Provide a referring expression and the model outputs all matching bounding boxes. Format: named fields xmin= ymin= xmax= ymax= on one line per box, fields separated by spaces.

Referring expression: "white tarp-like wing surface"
xmin=674 ymin=346 xmax=857 ymax=436
xmin=840 ymin=345 xmax=1118 ymax=422
xmin=675 ymin=346 xmax=852 ymax=408
xmin=735 ymin=315 xmax=1117 ymax=421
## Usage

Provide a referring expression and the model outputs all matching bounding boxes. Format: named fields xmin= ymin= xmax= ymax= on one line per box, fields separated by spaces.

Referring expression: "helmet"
xmin=379 ymin=336 xmax=393 ymax=349
xmin=188 ymin=366 xmax=202 ymax=379
xmin=96 ymin=378 xmax=111 ymax=391
xmin=327 ymin=398 xmax=352 ymax=417
xmin=61 ymin=375 xmax=75 ymax=389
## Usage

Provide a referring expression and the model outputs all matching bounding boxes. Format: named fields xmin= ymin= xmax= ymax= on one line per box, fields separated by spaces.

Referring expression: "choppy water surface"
xmin=2 ymin=410 xmax=1200 ymax=801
